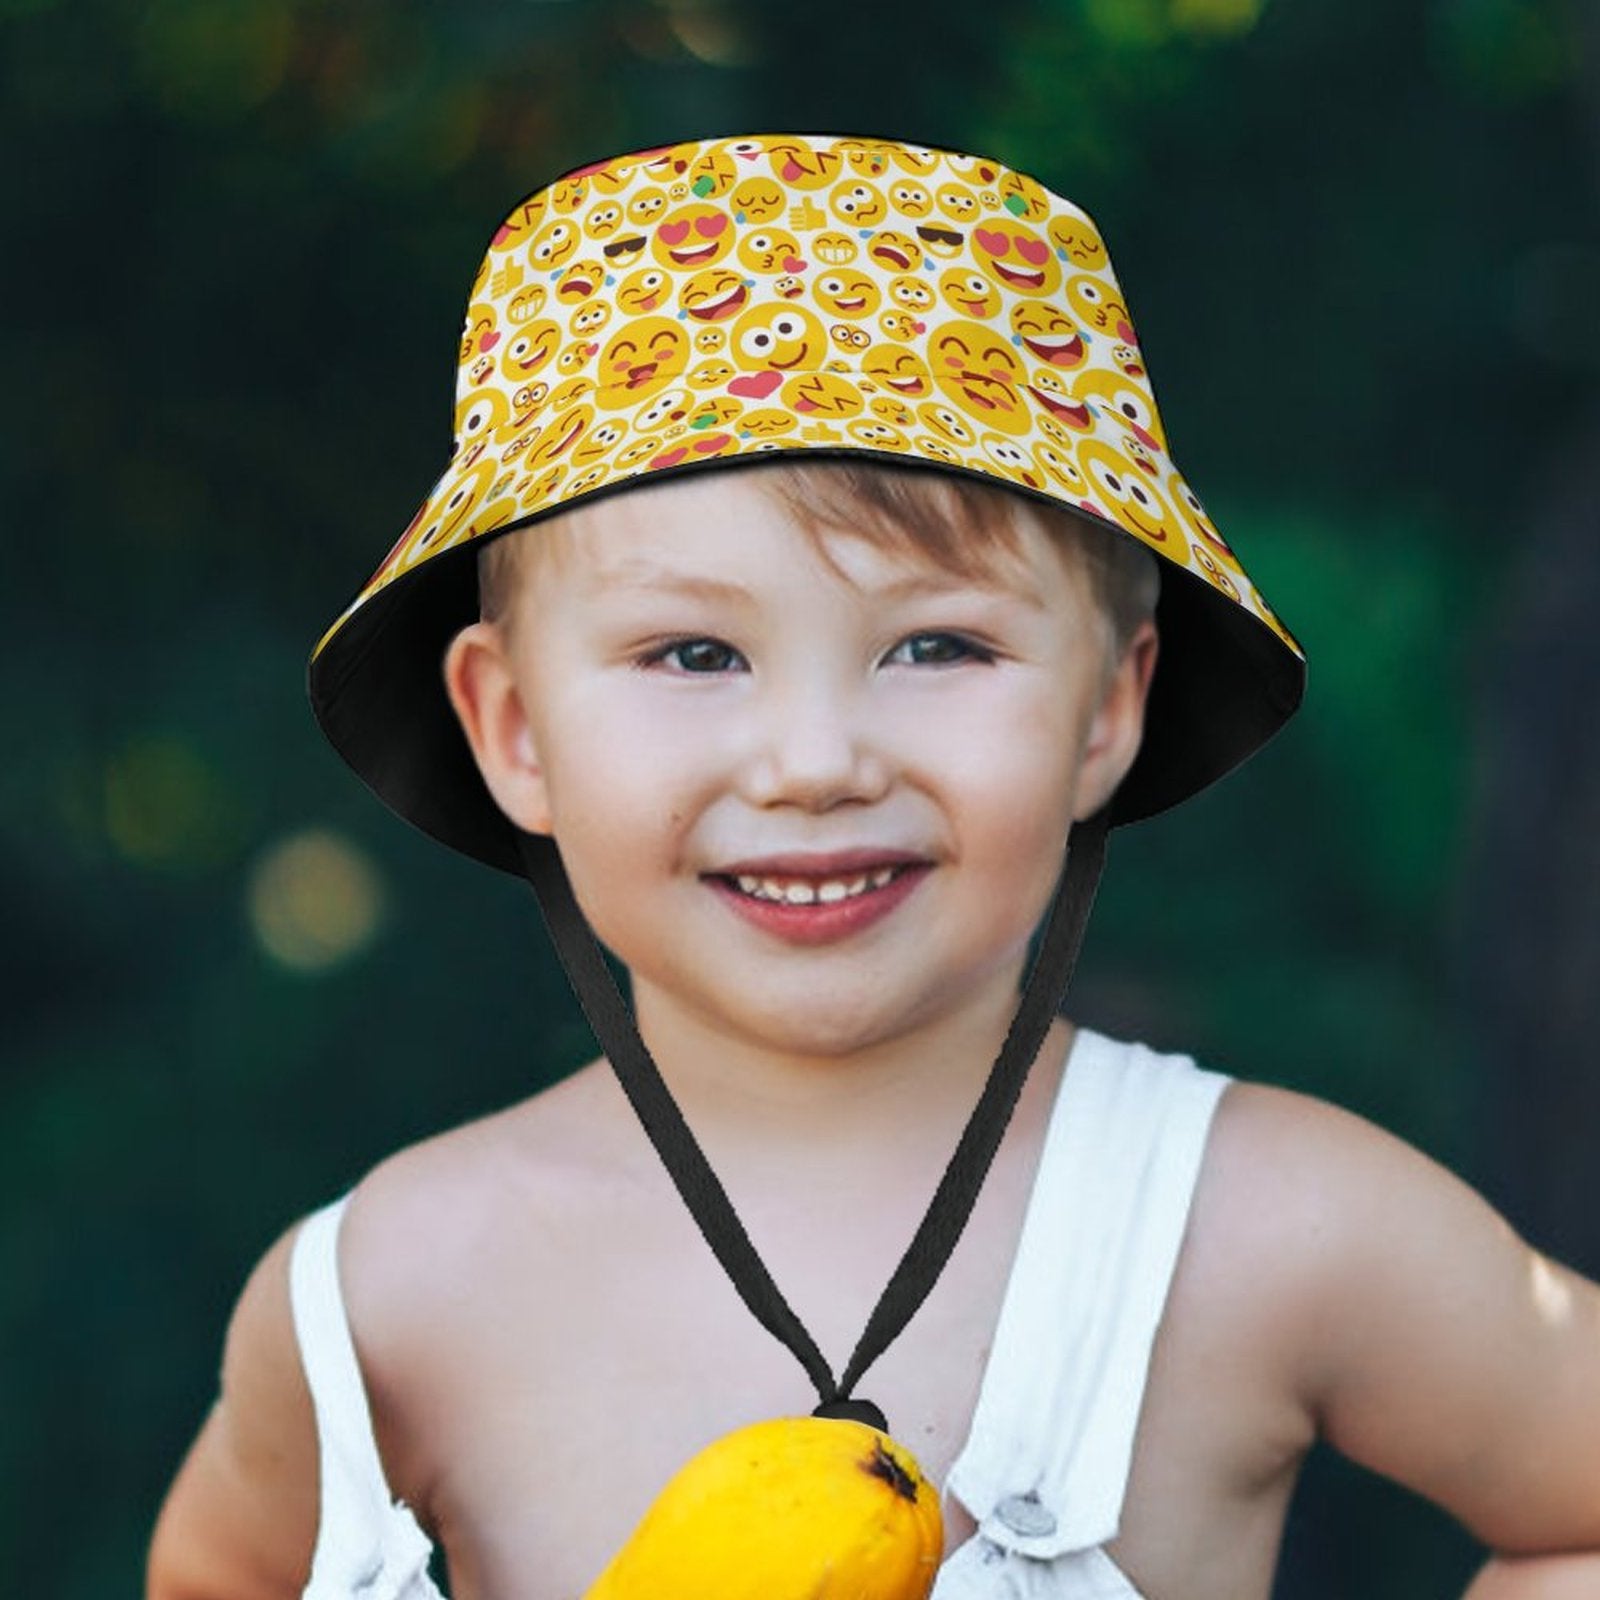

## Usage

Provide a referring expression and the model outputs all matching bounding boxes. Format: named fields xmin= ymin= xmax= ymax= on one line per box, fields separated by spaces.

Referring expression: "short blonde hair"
xmin=478 ymin=459 xmax=1158 ymax=656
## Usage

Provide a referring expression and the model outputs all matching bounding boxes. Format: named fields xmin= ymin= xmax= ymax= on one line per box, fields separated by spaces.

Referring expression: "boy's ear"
xmin=1074 ymin=618 xmax=1160 ymax=822
xmin=442 ymin=621 xmax=554 ymax=835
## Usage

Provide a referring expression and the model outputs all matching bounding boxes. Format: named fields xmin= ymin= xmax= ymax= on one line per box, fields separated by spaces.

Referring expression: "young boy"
xmin=148 ymin=135 xmax=1600 ymax=1600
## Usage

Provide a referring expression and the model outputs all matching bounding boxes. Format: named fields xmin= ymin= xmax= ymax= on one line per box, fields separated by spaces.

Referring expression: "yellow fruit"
xmin=582 ymin=1415 xmax=945 ymax=1600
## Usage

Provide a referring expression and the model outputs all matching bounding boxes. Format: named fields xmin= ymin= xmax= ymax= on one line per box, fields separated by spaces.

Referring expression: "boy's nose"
xmin=740 ymin=686 xmax=891 ymax=812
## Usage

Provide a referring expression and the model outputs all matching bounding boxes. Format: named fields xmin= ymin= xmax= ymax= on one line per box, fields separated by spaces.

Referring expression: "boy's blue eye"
xmin=886 ymin=631 xmax=993 ymax=667
xmin=654 ymin=637 xmax=745 ymax=673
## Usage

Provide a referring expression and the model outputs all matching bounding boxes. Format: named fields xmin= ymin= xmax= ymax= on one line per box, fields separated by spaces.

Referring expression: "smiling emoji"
xmin=496 ymin=318 xmax=561 ymax=383
xmin=1071 ymin=370 xmax=1166 ymax=451
xmin=972 ymin=221 xmax=1061 ymax=297
xmin=732 ymin=304 xmax=825 ymax=372
xmin=929 ymin=321 xmax=1031 ymax=435
xmin=938 ymin=268 xmax=1001 ymax=320
xmin=1010 ymin=303 xmax=1087 ymax=369
xmin=595 ymin=317 xmax=690 ymax=405
xmin=814 ymin=270 xmax=881 ymax=319
xmin=679 ymin=267 xmax=750 ymax=322
xmin=652 ymin=203 xmax=733 ymax=270
xmin=1077 ymin=437 xmax=1178 ymax=547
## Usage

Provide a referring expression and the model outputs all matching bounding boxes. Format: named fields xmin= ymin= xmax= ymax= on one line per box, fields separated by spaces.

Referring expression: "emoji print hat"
xmin=309 ymin=134 xmax=1306 ymax=1430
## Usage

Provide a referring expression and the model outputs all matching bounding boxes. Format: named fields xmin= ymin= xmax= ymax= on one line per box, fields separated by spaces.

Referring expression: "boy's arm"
xmin=1225 ymin=1085 xmax=1600 ymax=1582
xmin=146 ymin=1223 xmax=320 ymax=1600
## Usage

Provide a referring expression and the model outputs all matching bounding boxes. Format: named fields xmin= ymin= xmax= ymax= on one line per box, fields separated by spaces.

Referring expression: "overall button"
xmin=995 ymin=1491 xmax=1057 ymax=1537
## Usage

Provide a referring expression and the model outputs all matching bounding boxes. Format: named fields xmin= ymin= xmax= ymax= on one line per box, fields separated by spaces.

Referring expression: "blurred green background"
xmin=4 ymin=0 xmax=1597 ymax=1594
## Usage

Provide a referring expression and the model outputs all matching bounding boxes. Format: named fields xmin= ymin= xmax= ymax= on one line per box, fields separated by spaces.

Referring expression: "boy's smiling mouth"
xmin=704 ymin=851 xmax=930 ymax=943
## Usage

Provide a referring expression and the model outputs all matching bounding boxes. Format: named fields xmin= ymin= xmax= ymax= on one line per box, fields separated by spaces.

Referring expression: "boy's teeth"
xmin=731 ymin=867 xmax=900 ymax=904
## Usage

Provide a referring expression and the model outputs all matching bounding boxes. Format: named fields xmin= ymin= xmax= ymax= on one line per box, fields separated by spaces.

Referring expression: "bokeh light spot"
xmin=247 ymin=828 xmax=384 ymax=973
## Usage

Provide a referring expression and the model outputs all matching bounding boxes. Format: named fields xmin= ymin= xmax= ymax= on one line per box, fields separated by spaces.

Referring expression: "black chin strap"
xmin=515 ymin=810 xmax=1110 ymax=1434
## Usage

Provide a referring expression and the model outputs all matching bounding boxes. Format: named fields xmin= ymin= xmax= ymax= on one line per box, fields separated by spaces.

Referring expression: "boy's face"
xmin=446 ymin=471 xmax=1155 ymax=1059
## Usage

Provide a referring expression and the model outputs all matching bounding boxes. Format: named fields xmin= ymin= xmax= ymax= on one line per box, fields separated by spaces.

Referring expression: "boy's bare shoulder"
xmin=339 ymin=1057 xmax=635 ymax=1299
xmin=1186 ymin=1077 xmax=1600 ymax=1552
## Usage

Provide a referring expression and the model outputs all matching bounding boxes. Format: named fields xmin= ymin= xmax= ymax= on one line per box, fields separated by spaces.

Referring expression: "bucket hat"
xmin=307 ymin=134 xmax=1306 ymax=1433
xmin=310 ymin=133 xmax=1302 ymax=875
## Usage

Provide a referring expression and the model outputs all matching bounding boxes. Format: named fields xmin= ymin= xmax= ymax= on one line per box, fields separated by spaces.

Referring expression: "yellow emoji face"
xmin=1188 ymin=539 xmax=1241 ymax=600
xmin=732 ymin=304 xmax=825 ymax=372
xmin=1034 ymin=439 xmax=1089 ymax=498
xmin=938 ymin=268 xmax=1001 ymax=319
xmin=616 ymin=266 xmax=672 ymax=315
xmin=506 ymin=282 xmax=548 ymax=324
xmin=680 ymin=267 xmax=751 ymax=323
xmin=687 ymin=147 xmax=737 ymax=199
xmin=631 ymin=385 xmax=691 ymax=433
xmin=694 ymin=326 xmax=726 ymax=353
xmin=1071 ymin=370 xmax=1166 ymax=451
xmin=497 ymin=318 xmax=561 ymax=384
xmin=554 ymin=258 xmax=606 ymax=307
xmin=888 ymin=179 xmax=933 ymax=217
xmin=1076 ymin=438 xmax=1178 ymax=547
xmin=452 ymin=389 xmax=510 ymax=468
xmin=913 ymin=434 xmax=964 ymax=466
xmin=571 ymin=418 xmax=625 ymax=469
xmin=627 ymin=187 xmax=669 ymax=226
xmin=915 ymin=221 xmax=965 ymax=260
xmin=527 ymin=402 xmax=594 ymax=468
xmin=878 ymin=309 xmax=923 ymax=342
xmin=869 ymin=393 xmax=915 ymax=427
xmin=838 ymin=137 xmax=895 ymax=177
xmin=652 ymin=203 xmax=734 ymax=271
xmin=408 ymin=458 xmax=497 ymax=562
xmin=731 ymin=175 xmax=785 ymax=224
xmin=929 ymin=320 xmax=1030 ymax=435
xmin=1168 ymin=470 xmax=1244 ymax=570
xmin=982 ymin=434 xmax=1047 ymax=490
xmin=972 ymin=221 xmax=1061 ymax=297
xmin=1023 ymin=366 xmax=1093 ymax=433
xmin=687 ymin=356 xmax=737 ymax=389
xmin=916 ymin=399 xmax=978 ymax=449
xmin=686 ymin=394 xmax=744 ymax=431
xmin=936 ymin=183 xmax=979 ymax=222
xmin=1067 ymin=275 xmax=1135 ymax=342
xmin=595 ymin=317 xmax=690 ymax=405
xmin=1010 ymin=303 xmax=1087 ymax=369
xmin=572 ymin=300 xmax=612 ymax=338
xmin=499 ymin=380 xmax=550 ymax=439
xmin=529 ymin=218 xmax=580 ymax=272
xmin=814 ymin=270 xmax=881 ymax=319
xmin=866 ymin=229 xmax=923 ymax=274
xmin=601 ymin=232 xmax=649 ymax=270
xmin=555 ymin=338 xmax=597 ymax=380
xmin=1048 ymin=214 xmax=1109 ymax=269
xmin=998 ymin=169 xmax=1050 ymax=223
xmin=813 ymin=230 xmax=858 ymax=266
xmin=848 ymin=417 xmax=911 ymax=451
xmin=550 ymin=176 xmax=589 ymax=214
xmin=830 ymin=322 xmax=872 ymax=353
xmin=736 ymin=226 xmax=804 ymax=275
xmin=887 ymin=275 xmax=934 ymax=312
xmin=741 ymin=407 xmax=797 ymax=438
xmin=584 ymin=200 xmax=624 ymax=240
xmin=548 ymin=375 xmax=596 ymax=412
xmin=781 ymin=370 xmax=864 ymax=420
xmin=863 ymin=343 xmax=933 ymax=402
xmin=829 ymin=179 xmax=888 ymax=227
xmin=764 ymin=139 xmax=841 ymax=189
